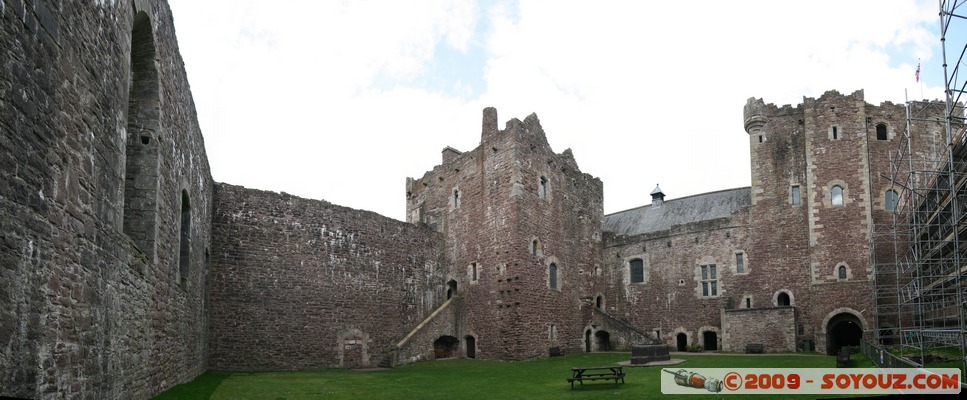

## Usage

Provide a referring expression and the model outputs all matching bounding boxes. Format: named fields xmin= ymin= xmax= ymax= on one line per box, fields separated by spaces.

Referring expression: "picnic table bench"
xmin=567 ymin=366 xmax=625 ymax=389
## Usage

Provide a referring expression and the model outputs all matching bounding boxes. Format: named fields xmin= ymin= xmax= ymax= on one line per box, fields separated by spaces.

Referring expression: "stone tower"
xmin=406 ymin=108 xmax=603 ymax=359
xmin=741 ymin=90 xmax=946 ymax=353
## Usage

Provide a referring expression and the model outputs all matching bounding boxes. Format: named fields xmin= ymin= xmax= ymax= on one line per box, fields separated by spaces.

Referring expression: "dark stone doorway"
xmin=446 ymin=279 xmax=457 ymax=299
xmin=827 ymin=313 xmax=863 ymax=355
xmin=465 ymin=335 xmax=476 ymax=358
xmin=585 ymin=330 xmax=591 ymax=352
xmin=433 ymin=335 xmax=459 ymax=358
xmin=702 ymin=331 xmax=717 ymax=351
xmin=676 ymin=333 xmax=687 ymax=351
xmin=594 ymin=330 xmax=611 ymax=351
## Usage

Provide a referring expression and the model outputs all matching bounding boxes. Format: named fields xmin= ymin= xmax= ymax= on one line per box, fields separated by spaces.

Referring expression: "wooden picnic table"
xmin=567 ymin=365 xmax=625 ymax=389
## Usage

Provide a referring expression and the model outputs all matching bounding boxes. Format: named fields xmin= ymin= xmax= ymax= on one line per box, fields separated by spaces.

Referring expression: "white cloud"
xmin=169 ymin=0 xmax=946 ymax=220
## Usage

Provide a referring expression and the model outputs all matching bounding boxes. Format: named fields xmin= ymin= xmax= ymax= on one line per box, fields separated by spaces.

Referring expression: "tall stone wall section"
xmin=1 ymin=1 xmax=213 ymax=398
xmin=208 ymin=184 xmax=445 ymax=370
xmin=406 ymin=108 xmax=603 ymax=360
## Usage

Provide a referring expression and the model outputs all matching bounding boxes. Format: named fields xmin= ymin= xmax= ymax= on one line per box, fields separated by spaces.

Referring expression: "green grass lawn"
xmin=156 ymin=352 xmax=878 ymax=400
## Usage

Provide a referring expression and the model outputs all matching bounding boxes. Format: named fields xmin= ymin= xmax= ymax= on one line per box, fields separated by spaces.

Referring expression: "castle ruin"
xmin=1 ymin=1 xmax=958 ymax=399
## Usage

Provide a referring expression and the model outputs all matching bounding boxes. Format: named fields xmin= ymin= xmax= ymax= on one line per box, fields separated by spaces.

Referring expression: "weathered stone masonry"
xmin=2 ymin=1 xmax=956 ymax=398
xmin=2 ymin=0 xmax=212 ymax=398
xmin=207 ymin=184 xmax=445 ymax=370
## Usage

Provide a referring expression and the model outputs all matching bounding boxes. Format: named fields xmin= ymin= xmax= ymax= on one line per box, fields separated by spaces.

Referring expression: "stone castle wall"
xmin=1 ymin=0 xmax=213 ymax=398
xmin=207 ymin=184 xmax=445 ymax=370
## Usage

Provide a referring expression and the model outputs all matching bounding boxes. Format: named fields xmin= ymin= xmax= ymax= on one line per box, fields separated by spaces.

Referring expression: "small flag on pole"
xmin=916 ymin=63 xmax=920 ymax=82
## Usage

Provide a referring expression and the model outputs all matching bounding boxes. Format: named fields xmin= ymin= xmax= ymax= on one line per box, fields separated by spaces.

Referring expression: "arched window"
xmin=532 ymin=239 xmax=539 ymax=256
xmin=595 ymin=295 xmax=604 ymax=310
xmin=549 ymin=263 xmax=558 ymax=290
xmin=629 ymin=258 xmax=644 ymax=283
xmin=885 ymin=189 xmax=898 ymax=212
xmin=831 ymin=185 xmax=844 ymax=206
xmin=838 ymin=265 xmax=847 ymax=280
xmin=539 ymin=176 xmax=548 ymax=199
xmin=876 ymin=123 xmax=888 ymax=141
xmin=123 ymin=11 xmax=161 ymax=254
xmin=453 ymin=189 xmax=461 ymax=208
xmin=777 ymin=292 xmax=791 ymax=306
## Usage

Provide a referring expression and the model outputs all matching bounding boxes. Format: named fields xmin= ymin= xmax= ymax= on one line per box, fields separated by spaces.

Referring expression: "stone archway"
xmin=594 ymin=330 xmax=611 ymax=351
xmin=337 ymin=328 xmax=371 ymax=368
xmin=676 ymin=333 xmax=687 ymax=351
xmin=703 ymin=331 xmax=718 ymax=351
xmin=826 ymin=313 xmax=863 ymax=355
xmin=433 ymin=335 xmax=460 ymax=358
xmin=446 ymin=279 xmax=457 ymax=299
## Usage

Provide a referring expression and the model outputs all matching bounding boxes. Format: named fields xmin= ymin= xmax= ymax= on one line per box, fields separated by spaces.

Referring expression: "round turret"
xmin=743 ymin=97 xmax=769 ymax=134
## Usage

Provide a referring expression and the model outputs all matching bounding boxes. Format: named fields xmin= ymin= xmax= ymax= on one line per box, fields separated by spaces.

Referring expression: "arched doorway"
xmin=594 ymin=330 xmax=611 ymax=351
xmin=702 ymin=331 xmax=717 ymax=351
xmin=777 ymin=292 xmax=790 ymax=306
xmin=465 ymin=335 xmax=476 ymax=358
xmin=827 ymin=313 xmax=863 ymax=355
xmin=676 ymin=333 xmax=687 ymax=351
xmin=446 ymin=279 xmax=457 ymax=299
xmin=584 ymin=330 xmax=592 ymax=352
xmin=433 ymin=335 xmax=459 ymax=358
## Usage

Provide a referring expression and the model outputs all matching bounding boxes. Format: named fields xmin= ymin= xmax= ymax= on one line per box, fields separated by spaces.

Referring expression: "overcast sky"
xmin=168 ymin=0 xmax=948 ymax=221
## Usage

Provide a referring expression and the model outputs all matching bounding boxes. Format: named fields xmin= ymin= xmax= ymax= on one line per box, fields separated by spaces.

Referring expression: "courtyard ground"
xmin=155 ymin=351 xmax=886 ymax=399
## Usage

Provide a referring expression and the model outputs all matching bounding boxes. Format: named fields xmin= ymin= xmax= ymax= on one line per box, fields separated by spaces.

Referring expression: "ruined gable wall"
xmin=208 ymin=184 xmax=445 ymax=370
xmin=1 ymin=1 xmax=213 ymax=398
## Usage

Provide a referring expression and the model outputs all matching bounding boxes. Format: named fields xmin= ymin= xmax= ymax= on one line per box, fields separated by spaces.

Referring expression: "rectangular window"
xmin=791 ymin=185 xmax=801 ymax=206
xmin=700 ymin=264 xmax=718 ymax=297
xmin=629 ymin=259 xmax=644 ymax=283
xmin=471 ymin=263 xmax=477 ymax=281
xmin=736 ymin=252 xmax=744 ymax=273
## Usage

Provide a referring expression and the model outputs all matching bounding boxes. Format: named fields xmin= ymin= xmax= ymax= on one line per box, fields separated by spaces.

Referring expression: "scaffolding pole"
xmin=870 ymin=0 xmax=967 ymax=376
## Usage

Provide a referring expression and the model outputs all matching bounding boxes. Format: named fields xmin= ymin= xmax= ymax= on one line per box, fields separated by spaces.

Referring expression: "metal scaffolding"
xmin=870 ymin=0 xmax=967 ymax=374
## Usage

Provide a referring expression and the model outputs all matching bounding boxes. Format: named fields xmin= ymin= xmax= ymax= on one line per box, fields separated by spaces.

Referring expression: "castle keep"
xmin=1 ymin=1 xmax=956 ymax=399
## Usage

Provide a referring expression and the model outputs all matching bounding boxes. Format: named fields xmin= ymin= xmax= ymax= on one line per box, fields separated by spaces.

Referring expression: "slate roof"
xmin=603 ymin=187 xmax=751 ymax=236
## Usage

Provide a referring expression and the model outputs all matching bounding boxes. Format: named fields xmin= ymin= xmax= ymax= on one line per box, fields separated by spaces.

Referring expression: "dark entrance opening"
xmin=777 ymin=292 xmax=790 ymax=306
xmin=595 ymin=295 xmax=603 ymax=310
xmin=585 ymin=330 xmax=592 ymax=352
xmin=827 ymin=313 xmax=863 ymax=355
xmin=465 ymin=335 xmax=476 ymax=358
xmin=702 ymin=331 xmax=717 ymax=351
xmin=676 ymin=333 xmax=687 ymax=351
xmin=446 ymin=279 xmax=457 ymax=299
xmin=594 ymin=330 xmax=611 ymax=352
xmin=433 ymin=335 xmax=460 ymax=359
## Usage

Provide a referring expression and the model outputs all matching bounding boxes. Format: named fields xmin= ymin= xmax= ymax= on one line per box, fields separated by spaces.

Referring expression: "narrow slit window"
xmin=549 ymin=263 xmax=558 ymax=290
